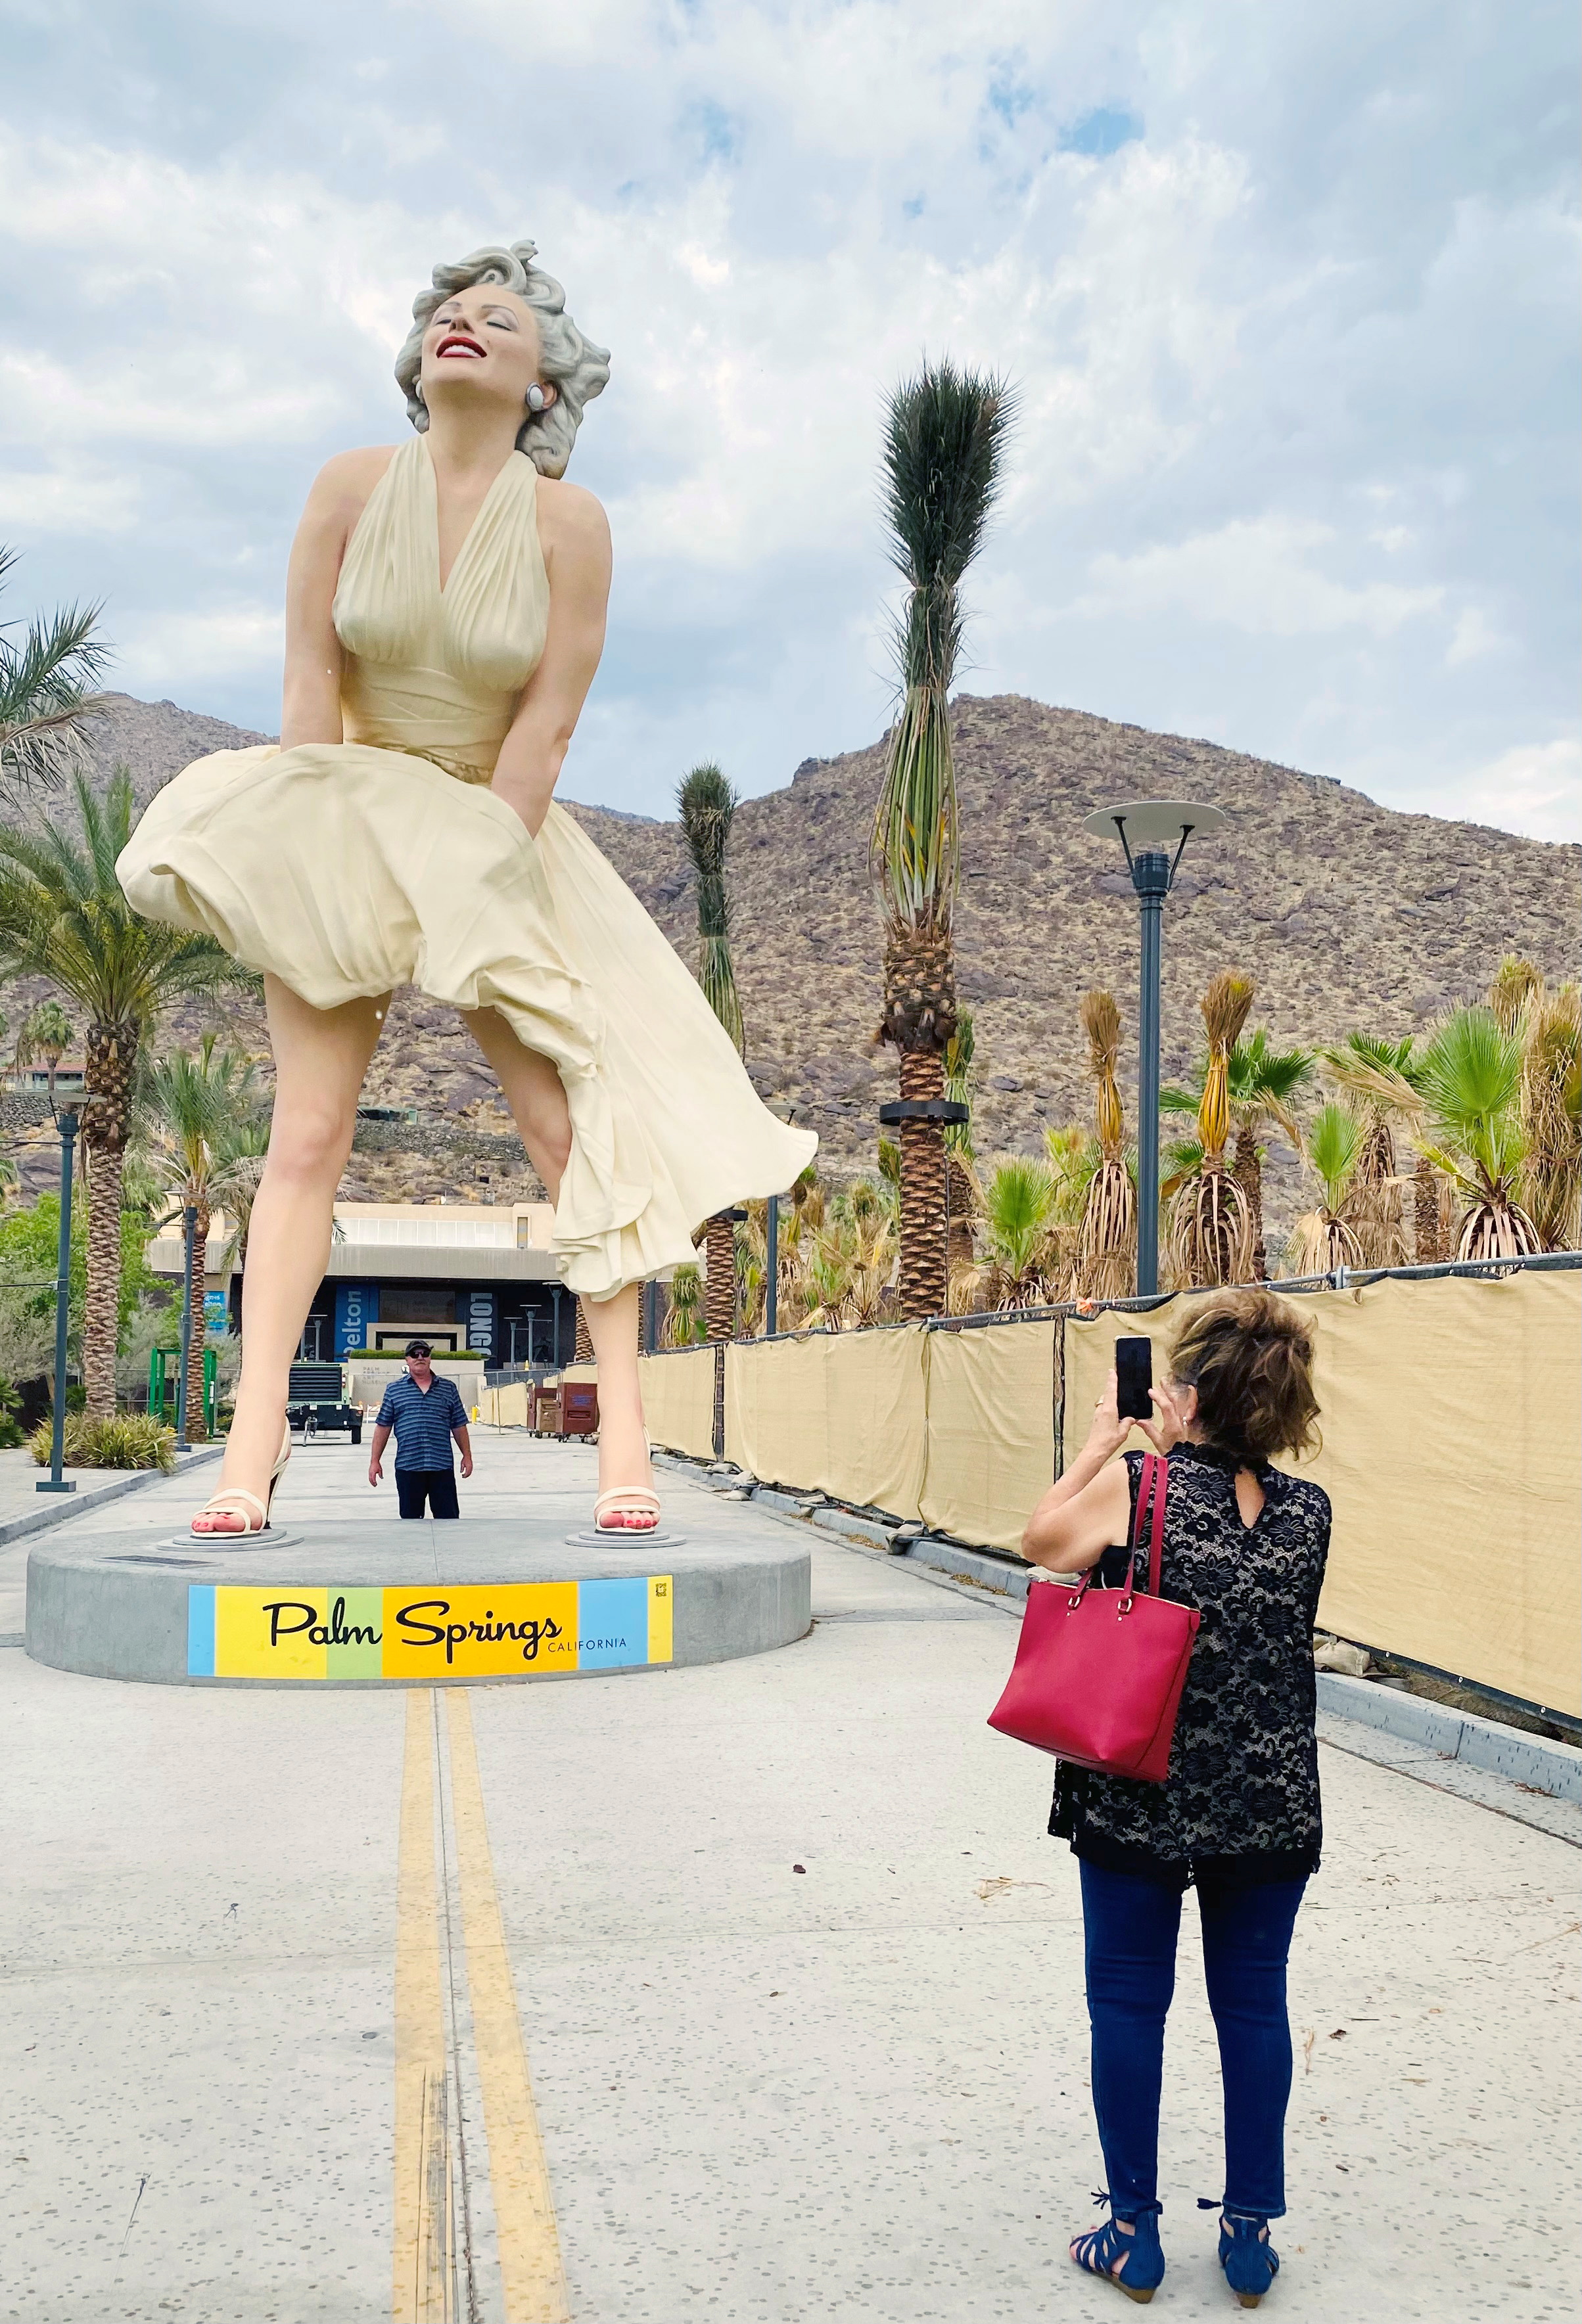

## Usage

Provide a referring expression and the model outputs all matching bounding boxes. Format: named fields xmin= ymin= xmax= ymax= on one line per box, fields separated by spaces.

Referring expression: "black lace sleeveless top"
xmin=1050 ymin=1442 xmax=1332 ymax=1887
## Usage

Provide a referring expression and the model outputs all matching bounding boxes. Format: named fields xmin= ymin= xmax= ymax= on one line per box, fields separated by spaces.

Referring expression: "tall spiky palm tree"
xmin=1075 ymin=990 xmax=1136 ymax=1299
xmin=0 ymin=769 xmax=242 ymax=1415
xmin=871 ymin=359 xmax=1014 ymax=1319
xmin=1164 ymin=1026 xmax=1311 ymax=1279
xmin=0 ymin=547 xmax=112 ymax=798
xmin=678 ymin=760 xmax=745 ymax=1340
xmin=1167 ymin=972 xmax=1255 ymax=1288
xmin=1418 ymin=1007 xmax=1541 ymax=1261
xmin=136 ymin=1039 xmax=260 ymax=1441
xmin=1288 ymin=1103 xmax=1367 ymax=1275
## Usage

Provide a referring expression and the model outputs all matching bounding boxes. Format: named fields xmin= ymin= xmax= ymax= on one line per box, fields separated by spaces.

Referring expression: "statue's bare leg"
xmin=203 ymin=976 xmax=387 ymax=1522
xmin=461 ymin=1006 xmax=651 ymax=1513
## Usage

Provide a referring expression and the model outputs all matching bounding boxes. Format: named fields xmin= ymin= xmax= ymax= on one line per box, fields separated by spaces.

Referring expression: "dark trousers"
xmin=396 ymin=1467 xmax=459 ymax=1520
xmin=1079 ymin=1858 xmax=1307 ymax=2220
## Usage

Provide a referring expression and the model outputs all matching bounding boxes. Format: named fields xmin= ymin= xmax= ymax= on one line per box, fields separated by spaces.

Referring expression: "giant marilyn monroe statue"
xmin=119 ymin=240 xmax=816 ymax=1538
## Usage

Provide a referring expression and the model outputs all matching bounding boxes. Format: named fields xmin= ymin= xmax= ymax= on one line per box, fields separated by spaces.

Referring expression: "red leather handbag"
xmin=987 ymin=1453 xmax=1200 ymax=1783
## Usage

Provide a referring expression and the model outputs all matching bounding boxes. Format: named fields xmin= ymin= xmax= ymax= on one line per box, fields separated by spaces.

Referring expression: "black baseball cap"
xmin=404 ymin=1338 xmax=433 ymax=1358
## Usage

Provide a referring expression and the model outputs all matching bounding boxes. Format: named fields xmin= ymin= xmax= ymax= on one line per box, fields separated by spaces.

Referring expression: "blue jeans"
xmin=1079 ymin=1859 xmax=1307 ymax=2220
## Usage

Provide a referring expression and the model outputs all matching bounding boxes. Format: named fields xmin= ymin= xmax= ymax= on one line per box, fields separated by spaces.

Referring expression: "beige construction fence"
xmin=478 ymin=1267 xmax=1579 ymax=1718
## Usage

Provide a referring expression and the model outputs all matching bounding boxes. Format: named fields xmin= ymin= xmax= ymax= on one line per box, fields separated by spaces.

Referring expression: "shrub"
xmin=0 ymin=1372 xmax=24 ymax=1450
xmin=29 ymin=1413 xmax=177 ymax=1472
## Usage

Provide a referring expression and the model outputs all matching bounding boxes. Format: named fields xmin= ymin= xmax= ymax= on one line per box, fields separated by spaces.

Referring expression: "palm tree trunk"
xmin=1413 ymin=1154 xmax=1443 ymax=1264
xmin=897 ymin=1047 xmax=947 ymax=1317
xmin=82 ymin=1143 xmax=123 ymax=1419
xmin=81 ymin=1016 xmax=137 ymax=1421
xmin=704 ymin=1214 xmax=737 ymax=1341
xmin=946 ymin=1152 xmax=975 ymax=1267
xmin=184 ymin=1197 xmax=210 ymax=1442
xmin=1233 ymin=1125 xmax=1266 ymax=1280
xmin=572 ymin=1297 xmax=594 ymax=1363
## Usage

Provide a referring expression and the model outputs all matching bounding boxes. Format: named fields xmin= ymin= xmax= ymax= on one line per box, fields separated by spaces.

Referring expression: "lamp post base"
xmin=36 ymin=1480 xmax=78 ymax=1494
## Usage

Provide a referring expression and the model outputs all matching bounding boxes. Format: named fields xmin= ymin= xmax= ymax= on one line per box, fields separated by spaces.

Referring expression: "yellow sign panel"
xmin=381 ymin=1582 xmax=580 ymax=1680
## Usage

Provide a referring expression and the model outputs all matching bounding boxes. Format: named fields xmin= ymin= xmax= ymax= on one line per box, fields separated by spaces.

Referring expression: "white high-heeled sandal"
xmin=191 ymin=1427 xmax=292 ymax=1536
xmin=592 ymin=1486 xmax=661 ymax=1536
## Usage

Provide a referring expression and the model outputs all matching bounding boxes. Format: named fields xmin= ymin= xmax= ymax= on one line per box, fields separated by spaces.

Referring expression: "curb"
xmin=0 ymin=1446 xmax=223 ymax=1551
xmin=811 ymin=1506 xmax=897 ymax=1551
xmin=1317 ymin=1671 xmax=1582 ymax=1802
xmin=896 ymin=1535 xmax=1033 ymax=1601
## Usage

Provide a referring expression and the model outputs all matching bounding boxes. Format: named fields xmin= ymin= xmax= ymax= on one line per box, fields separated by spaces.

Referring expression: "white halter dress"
xmin=117 ymin=436 xmax=816 ymax=1297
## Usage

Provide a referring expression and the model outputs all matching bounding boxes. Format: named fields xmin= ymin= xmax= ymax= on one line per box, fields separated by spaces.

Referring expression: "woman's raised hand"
xmin=1083 ymin=1369 xmax=1134 ymax=1462
xmin=1139 ymin=1377 xmax=1194 ymax=1455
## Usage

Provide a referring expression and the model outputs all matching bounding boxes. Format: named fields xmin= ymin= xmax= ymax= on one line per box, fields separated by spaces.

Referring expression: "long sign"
xmin=187 ymin=1576 xmax=672 ymax=1681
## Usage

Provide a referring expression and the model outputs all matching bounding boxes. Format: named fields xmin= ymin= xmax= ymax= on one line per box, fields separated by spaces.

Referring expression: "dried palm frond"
xmin=1489 ymin=955 xmax=1542 ymax=1036
xmin=1168 ymin=1164 xmax=1253 ymax=1289
xmin=1080 ymin=989 xmax=1125 ymax=1155
xmin=1196 ymin=972 xmax=1255 ymax=1162
xmin=1075 ymin=988 xmax=1135 ymax=1299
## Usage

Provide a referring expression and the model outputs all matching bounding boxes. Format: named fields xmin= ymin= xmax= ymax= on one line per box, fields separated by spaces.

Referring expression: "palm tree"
xmin=942 ymin=1009 xmax=977 ymax=1267
xmin=1167 ymin=972 xmax=1255 ymax=1288
xmin=802 ymin=1182 xmax=898 ymax=1331
xmin=663 ymin=1262 xmax=705 ymax=1348
xmin=1519 ymin=983 xmax=1581 ymax=1250
xmin=678 ymin=760 xmax=745 ymax=1341
xmin=969 ymin=1156 xmax=1061 ymax=1311
xmin=1074 ymin=990 xmax=1136 ymax=1300
xmin=136 ymin=1039 xmax=260 ymax=1441
xmin=1318 ymin=1032 xmax=1428 ymax=1267
xmin=1164 ymin=1026 xmax=1311 ymax=1279
xmin=14 ymin=999 xmax=74 ymax=1109
xmin=871 ymin=359 xmax=1013 ymax=1319
xmin=1418 ymin=1007 xmax=1541 ymax=1260
xmin=0 ymin=547 xmax=112 ymax=798
xmin=1319 ymin=1032 xmax=1449 ymax=1262
xmin=0 ymin=769 xmax=243 ymax=1415
xmin=1288 ymin=1103 xmax=1367 ymax=1275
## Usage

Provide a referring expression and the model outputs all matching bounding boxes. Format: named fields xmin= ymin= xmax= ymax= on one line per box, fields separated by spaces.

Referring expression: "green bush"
xmin=0 ymin=1372 xmax=24 ymax=1450
xmin=29 ymin=1413 xmax=177 ymax=1472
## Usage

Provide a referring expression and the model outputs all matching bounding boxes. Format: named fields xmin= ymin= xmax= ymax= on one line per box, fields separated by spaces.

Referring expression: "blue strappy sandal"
xmin=1211 ymin=2205 xmax=1280 ymax=2307
xmin=1069 ymin=2193 xmax=1165 ymax=2304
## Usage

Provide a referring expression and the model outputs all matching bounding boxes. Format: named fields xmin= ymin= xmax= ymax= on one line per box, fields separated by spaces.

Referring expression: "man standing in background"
xmin=368 ymin=1339 xmax=473 ymax=1518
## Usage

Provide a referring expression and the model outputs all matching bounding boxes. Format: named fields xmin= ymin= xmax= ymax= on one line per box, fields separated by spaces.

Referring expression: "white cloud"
xmin=116 ymin=606 xmax=285 ymax=693
xmin=1077 ymin=518 xmax=1444 ymax=638
xmin=1450 ymin=737 xmax=1582 ymax=844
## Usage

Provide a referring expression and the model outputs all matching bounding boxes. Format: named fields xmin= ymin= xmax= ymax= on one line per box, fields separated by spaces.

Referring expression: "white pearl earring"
xmin=526 ymin=384 xmax=547 ymax=412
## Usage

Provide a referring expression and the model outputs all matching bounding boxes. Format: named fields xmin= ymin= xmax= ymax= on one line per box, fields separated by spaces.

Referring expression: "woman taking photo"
xmin=1021 ymin=1290 xmax=1330 ymax=2309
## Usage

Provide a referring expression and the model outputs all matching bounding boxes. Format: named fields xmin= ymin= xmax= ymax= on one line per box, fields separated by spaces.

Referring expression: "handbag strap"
xmin=1128 ymin=1453 xmax=1169 ymax=1598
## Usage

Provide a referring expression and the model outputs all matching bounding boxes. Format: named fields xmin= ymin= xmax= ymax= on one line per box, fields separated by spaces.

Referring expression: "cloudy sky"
xmin=1 ymin=0 xmax=1577 ymax=836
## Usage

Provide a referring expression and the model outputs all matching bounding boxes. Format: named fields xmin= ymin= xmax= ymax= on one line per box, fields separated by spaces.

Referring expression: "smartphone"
xmin=1114 ymin=1336 xmax=1153 ymax=1423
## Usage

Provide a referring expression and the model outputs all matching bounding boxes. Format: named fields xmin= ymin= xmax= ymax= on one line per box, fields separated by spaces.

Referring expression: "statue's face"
xmin=418 ymin=284 xmax=556 ymax=419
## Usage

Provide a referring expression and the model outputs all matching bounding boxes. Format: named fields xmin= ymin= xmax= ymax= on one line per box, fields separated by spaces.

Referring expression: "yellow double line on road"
xmin=394 ymin=1690 xmax=570 ymax=2322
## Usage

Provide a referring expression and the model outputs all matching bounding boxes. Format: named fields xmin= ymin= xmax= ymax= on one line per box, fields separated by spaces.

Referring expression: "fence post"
xmin=712 ymin=1341 xmax=726 ymax=1460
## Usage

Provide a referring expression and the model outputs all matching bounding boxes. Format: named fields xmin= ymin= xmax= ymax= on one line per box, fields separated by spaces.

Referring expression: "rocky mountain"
xmin=11 ymin=688 xmax=1574 ymax=1237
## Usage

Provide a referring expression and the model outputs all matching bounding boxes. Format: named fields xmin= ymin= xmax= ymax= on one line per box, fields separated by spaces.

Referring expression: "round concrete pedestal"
xmin=26 ymin=1515 xmax=810 ymax=1687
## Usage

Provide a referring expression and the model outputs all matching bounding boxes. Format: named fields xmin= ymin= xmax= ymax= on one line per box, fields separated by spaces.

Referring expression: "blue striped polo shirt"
xmin=375 ymin=1373 xmax=469 ymax=1471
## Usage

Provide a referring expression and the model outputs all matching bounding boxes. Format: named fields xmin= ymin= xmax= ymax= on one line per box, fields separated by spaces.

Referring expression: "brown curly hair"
xmin=1168 ymin=1288 xmax=1321 ymax=1465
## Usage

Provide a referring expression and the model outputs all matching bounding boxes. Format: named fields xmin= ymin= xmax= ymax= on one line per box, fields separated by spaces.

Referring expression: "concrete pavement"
xmin=3 ymin=1431 xmax=1579 ymax=2321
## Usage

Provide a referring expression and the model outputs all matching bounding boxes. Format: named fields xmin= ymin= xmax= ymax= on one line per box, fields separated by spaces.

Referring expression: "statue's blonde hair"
xmin=394 ymin=240 xmax=611 ymax=478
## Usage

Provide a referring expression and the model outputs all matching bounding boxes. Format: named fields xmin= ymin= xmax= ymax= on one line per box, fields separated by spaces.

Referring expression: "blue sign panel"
xmin=335 ymin=1282 xmax=378 ymax=1356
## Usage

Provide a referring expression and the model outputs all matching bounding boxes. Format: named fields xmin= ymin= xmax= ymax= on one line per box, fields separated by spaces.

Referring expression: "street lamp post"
xmin=1082 ymin=800 xmax=1228 ymax=1297
xmin=37 ymin=1108 xmax=80 ymax=1495
xmin=175 ymin=1202 xmax=198 ymax=1452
